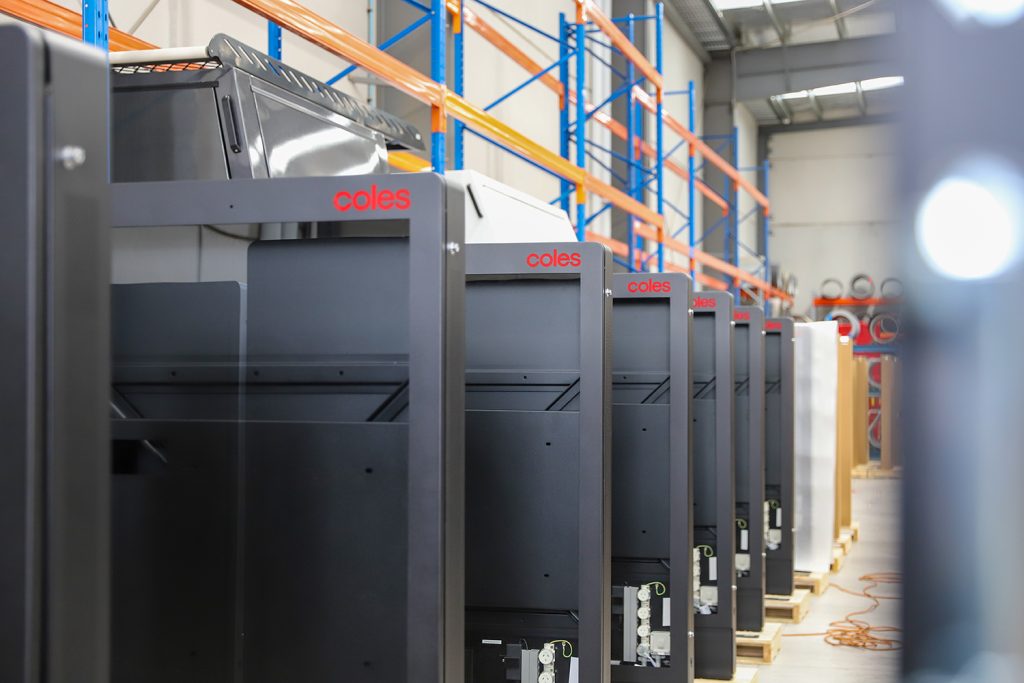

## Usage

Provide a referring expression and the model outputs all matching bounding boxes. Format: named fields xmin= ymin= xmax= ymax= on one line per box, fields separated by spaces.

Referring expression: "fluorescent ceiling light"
xmin=712 ymin=0 xmax=803 ymax=11
xmin=811 ymin=82 xmax=858 ymax=96
xmin=778 ymin=77 xmax=903 ymax=100
xmin=861 ymin=76 xmax=905 ymax=91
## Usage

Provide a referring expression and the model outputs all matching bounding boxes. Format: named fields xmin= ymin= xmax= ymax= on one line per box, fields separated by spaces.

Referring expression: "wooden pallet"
xmin=765 ymin=589 xmax=811 ymax=624
xmin=737 ymin=622 xmax=783 ymax=664
xmin=849 ymin=520 xmax=861 ymax=542
xmin=836 ymin=529 xmax=854 ymax=555
xmin=830 ymin=545 xmax=845 ymax=574
xmin=852 ymin=463 xmax=902 ymax=479
xmin=697 ymin=664 xmax=760 ymax=683
xmin=794 ymin=570 xmax=830 ymax=595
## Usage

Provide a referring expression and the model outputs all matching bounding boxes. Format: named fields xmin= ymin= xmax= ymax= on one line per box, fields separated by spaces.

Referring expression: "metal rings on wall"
xmin=848 ymin=273 xmax=876 ymax=300
xmin=827 ymin=308 xmax=862 ymax=340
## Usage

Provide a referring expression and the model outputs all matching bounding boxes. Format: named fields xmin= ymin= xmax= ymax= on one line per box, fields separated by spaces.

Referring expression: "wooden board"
xmin=835 ymin=338 xmax=854 ymax=534
xmin=853 ymin=357 xmax=870 ymax=467
xmin=765 ymin=589 xmax=811 ymax=624
xmin=850 ymin=520 xmax=861 ymax=542
xmin=880 ymin=355 xmax=900 ymax=470
xmin=737 ymin=622 xmax=783 ymax=664
xmin=830 ymin=545 xmax=845 ymax=574
xmin=837 ymin=528 xmax=854 ymax=555
xmin=794 ymin=570 xmax=830 ymax=595
xmin=697 ymin=664 xmax=760 ymax=683
xmin=853 ymin=462 xmax=902 ymax=479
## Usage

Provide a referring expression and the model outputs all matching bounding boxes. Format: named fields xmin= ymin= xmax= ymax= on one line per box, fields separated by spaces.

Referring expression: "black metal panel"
xmin=732 ymin=307 xmax=765 ymax=633
xmin=691 ymin=292 xmax=735 ymax=681
xmin=0 ymin=26 xmax=111 ymax=683
xmin=464 ymin=243 xmax=611 ymax=683
xmin=110 ymin=282 xmax=244 ymax=683
xmin=764 ymin=318 xmax=795 ymax=597
xmin=111 ymin=420 xmax=239 ymax=683
xmin=242 ymin=422 xmax=410 ymax=682
xmin=610 ymin=273 xmax=694 ymax=683
xmin=466 ymin=411 xmax=580 ymax=609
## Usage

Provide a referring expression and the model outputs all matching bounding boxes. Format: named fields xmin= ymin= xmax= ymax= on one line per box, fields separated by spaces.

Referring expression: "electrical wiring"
xmin=643 ymin=581 xmax=667 ymax=596
xmin=784 ymin=572 xmax=902 ymax=651
xmin=695 ymin=544 xmax=714 ymax=558
xmin=547 ymin=639 xmax=573 ymax=658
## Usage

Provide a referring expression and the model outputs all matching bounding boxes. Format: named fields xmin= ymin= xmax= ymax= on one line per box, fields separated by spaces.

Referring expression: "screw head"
xmin=56 ymin=145 xmax=86 ymax=170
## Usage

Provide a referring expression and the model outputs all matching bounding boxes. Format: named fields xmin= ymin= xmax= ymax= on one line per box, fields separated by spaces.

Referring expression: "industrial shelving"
xmin=0 ymin=0 xmax=792 ymax=307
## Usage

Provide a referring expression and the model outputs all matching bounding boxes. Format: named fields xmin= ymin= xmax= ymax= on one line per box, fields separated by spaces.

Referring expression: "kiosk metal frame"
xmin=610 ymin=273 xmax=694 ymax=682
xmin=764 ymin=318 xmax=795 ymax=597
xmin=463 ymin=242 xmax=611 ymax=683
xmin=690 ymin=291 xmax=735 ymax=680
xmin=732 ymin=306 xmax=766 ymax=633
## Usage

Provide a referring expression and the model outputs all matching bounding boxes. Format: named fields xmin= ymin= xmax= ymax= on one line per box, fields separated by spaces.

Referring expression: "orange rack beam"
xmin=0 ymin=0 xmax=155 ymax=50
xmin=813 ymin=297 xmax=901 ymax=307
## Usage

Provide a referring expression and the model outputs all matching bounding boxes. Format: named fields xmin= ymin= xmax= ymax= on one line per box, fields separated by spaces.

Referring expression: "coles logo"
xmin=526 ymin=249 xmax=582 ymax=268
xmin=333 ymin=184 xmax=411 ymax=212
xmin=734 ymin=311 xmax=751 ymax=321
xmin=693 ymin=296 xmax=716 ymax=309
xmin=627 ymin=279 xmax=672 ymax=294
xmin=765 ymin=321 xmax=783 ymax=331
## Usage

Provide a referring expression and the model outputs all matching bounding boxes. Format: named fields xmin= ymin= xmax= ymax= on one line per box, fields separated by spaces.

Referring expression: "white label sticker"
xmin=776 ymin=508 xmax=782 ymax=527
xmin=569 ymin=657 xmax=579 ymax=683
xmin=740 ymin=529 xmax=749 ymax=551
xmin=736 ymin=553 xmax=751 ymax=572
xmin=662 ymin=597 xmax=671 ymax=627
xmin=708 ymin=556 xmax=718 ymax=582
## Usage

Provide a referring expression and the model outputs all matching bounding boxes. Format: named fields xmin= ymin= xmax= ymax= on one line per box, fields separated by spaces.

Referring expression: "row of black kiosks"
xmin=733 ymin=307 xmax=766 ymax=634
xmin=93 ymin=175 xmax=791 ymax=683
xmin=764 ymin=318 xmax=796 ymax=597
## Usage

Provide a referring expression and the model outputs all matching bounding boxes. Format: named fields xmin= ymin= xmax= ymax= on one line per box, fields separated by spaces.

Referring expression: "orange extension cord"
xmin=784 ymin=572 xmax=902 ymax=651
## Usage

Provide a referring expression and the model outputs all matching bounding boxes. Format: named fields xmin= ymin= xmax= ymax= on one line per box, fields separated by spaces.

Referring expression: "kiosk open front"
xmin=764 ymin=318 xmax=795 ymax=597
xmin=690 ymin=292 xmax=735 ymax=681
xmin=610 ymin=274 xmax=694 ymax=682
xmin=463 ymin=243 xmax=611 ymax=683
xmin=109 ymin=174 xmax=465 ymax=683
xmin=732 ymin=307 xmax=766 ymax=633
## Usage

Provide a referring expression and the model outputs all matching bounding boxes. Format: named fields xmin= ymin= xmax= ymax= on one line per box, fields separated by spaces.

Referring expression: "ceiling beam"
xmin=760 ymin=111 xmax=895 ymax=135
xmin=662 ymin=0 xmax=711 ymax=62
xmin=854 ymin=81 xmax=868 ymax=116
xmin=828 ymin=0 xmax=849 ymax=39
xmin=767 ymin=95 xmax=792 ymax=125
xmin=806 ymin=90 xmax=824 ymax=120
xmin=735 ymin=34 xmax=896 ymax=101
xmin=761 ymin=0 xmax=788 ymax=45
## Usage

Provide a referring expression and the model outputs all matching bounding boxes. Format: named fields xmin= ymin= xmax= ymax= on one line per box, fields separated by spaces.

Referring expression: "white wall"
xmin=735 ymin=102 xmax=760 ymax=274
xmin=768 ymin=123 xmax=897 ymax=313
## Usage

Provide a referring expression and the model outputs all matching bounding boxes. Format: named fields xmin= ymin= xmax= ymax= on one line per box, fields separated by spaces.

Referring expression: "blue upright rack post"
xmin=82 ymin=0 xmax=109 ymax=50
xmin=431 ymin=0 xmax=447 ymax=173
xmin=453 ymin=0 xmax=465 ymax=169
xmin=687 ymin=79 xmax=696 ymax=281
xmin=268 ymin=22 xmax=282 ymax=59
xmin=559 ymin=14 xmax=572 ymax=219
xmin=625 ymin=15 xmax=637 ymax=269
xmin=574 ymin=18 xmax=587 ymax=241
xmin=654 ymin=2 xmax=665 ymax=273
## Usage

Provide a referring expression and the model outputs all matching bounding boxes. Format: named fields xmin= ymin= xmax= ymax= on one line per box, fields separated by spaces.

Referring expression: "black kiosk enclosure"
xmin=732 ymin=306 xmax=766 ymax=633
xmin=463 ymin=242 xmax=611 ymax=683
xmin=690 ymin=290 xmax=736 ymax=680
xmin=0 ymin=25 xmax=110 ymax=683
xmin=764 ymin=318 xmax=796 ymax=597
xmin=610 ymin=273 xmax=695 ymax=682
xmin=108 ymin=173 xmax=465 ymax=683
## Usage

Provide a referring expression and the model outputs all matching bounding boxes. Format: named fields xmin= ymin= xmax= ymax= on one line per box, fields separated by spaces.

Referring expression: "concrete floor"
xmin=758 ymin=478 xmax=901 ymax=683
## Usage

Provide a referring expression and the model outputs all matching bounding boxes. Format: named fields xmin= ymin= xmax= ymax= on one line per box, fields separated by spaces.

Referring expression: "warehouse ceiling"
xmin=705 ymin=0 xmax=900 ymax=126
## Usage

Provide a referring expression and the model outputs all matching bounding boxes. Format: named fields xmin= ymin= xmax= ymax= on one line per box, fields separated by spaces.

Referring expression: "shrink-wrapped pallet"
xmin=794 ymin=321 xmax=838 ymax=574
